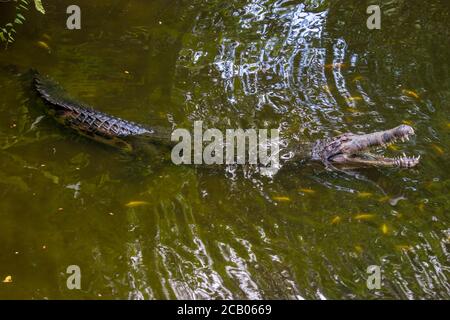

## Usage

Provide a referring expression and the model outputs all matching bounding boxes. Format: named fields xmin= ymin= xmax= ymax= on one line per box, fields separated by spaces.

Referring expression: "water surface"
xmin=0 ymin=0 xmax=449 ymax=299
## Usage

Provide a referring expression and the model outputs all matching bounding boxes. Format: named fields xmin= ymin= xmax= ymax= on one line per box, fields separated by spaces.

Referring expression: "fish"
xmin=402 ymin=89 xmax=420 ymax=99
xmin=299 ymin=188 xmax=315 ymax=194
xmin=36 ymin=41 xmax=51 ymax=53
xmin=272 ymin=196 xmax=291 ymax=202
xmin=354 ymin=214 xmax=375 ymax=220
xmin=331 ymin=216 xmax=341 ymax=225
xmin=125 ymin=201 xmax=150 ymax=208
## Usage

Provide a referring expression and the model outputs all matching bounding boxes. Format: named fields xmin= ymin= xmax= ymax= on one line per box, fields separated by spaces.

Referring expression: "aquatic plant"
xmin=0 ymin=0 xmax=45 ymax=48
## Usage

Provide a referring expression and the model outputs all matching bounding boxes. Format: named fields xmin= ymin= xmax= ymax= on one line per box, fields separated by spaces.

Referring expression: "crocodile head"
xmin=312 ymin=125 xmax=420 ymax=168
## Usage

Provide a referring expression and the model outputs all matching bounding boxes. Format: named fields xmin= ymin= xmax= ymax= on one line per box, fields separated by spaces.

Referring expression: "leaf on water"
xmin=2 ymin=276 xmax=12 ymax=283
xmin=34 ymin=0 xmax=46 ymax=14
xmin=125 ymin=201 xmax=150 ymax=208
xmin=354 ymin=213 xmax=375 ymax=221
xmin=272 ymin=196 xmax=291 ymax=202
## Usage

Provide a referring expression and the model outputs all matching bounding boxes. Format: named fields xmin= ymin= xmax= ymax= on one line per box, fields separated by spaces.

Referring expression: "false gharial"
xmin=33 ymin=72 xmax=420 ymax=169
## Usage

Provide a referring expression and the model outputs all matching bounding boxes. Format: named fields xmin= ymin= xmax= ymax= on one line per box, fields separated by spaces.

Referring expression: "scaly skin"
xmin=34 ymin=72 xmax=420 ymax=169
xmin=34 ymin=73 xmax=172 ymax=152
xmin=311 ymin=125 xmax=420 ymax=168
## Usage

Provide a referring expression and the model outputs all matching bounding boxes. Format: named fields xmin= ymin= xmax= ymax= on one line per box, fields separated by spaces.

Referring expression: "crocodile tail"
xmin=33 ymin=71 xmax=78 ymax=112
xmin=32 ymin=71 xmax=163 ymax=153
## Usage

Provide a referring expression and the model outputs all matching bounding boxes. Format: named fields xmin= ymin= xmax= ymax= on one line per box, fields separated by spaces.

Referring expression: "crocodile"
xmin=33 ymin=72 xmax=420 ymax=169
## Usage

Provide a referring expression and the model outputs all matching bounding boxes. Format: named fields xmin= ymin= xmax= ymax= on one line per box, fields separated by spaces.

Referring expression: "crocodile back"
xmin=33 ymin=73 xmax=168 ymax=151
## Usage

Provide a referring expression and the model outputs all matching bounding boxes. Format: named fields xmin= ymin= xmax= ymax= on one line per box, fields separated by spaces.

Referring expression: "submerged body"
xmin=33 ymin=72 xmax=420 ymax=169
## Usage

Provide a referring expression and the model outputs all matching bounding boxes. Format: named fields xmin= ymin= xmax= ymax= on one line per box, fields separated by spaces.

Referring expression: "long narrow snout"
xmin=348 ymin=124 xmax=415 ymax=153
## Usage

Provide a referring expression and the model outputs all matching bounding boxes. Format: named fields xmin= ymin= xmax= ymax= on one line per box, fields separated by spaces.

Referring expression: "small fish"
xmin=395 ymin=245 xmax=412 ymax=251
xmin=402 ymin=89 xmax=420 ymax=99
xmin=402 ymin=120 xmax=413 ymax=126
xmin=354 ymin=214 xmax=375 ymax=220
xmin=2 ymin=276 xmax=12 ymax=283
xmin=381 ymin=224 xmax=389 ymax=234
xmin=431 ymin=144 xmax=444 ymax=155
xmin=357 ymin=192 xmax=372 ymax=198
xmin=125 ymin=201 xmax=150 ymax=208
xmin=331 ymin=216 xmax=341 ymax=225
xmin=299 ymin=188 xmax=315 ymax=194
xmin=36 ymin=41 xmax=51 ymax=53
xmin=346 ymin=96 xmax=363 ymax=102
xmin=272 ymin=196 xmax=291 ymax=202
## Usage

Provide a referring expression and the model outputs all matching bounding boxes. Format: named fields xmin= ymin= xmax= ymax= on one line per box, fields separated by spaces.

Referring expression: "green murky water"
xmin=0 ymin=0 xmax=449 ymax=299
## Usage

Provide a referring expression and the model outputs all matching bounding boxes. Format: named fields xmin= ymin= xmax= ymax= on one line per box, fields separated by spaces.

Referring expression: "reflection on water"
xmin=0 ymin=0 xmax=449 ymax=299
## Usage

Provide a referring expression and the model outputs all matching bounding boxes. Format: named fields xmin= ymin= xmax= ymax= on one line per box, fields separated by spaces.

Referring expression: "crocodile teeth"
xmin=395 ymin=154 xmax=420 ymax=168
